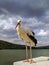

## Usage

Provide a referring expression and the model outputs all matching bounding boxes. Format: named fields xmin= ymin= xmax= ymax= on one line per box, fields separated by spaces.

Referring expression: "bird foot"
xmin=24 ymin=59 xmax=29 ymax=62
xmin=30 ymin=59 xmax=36 ymax=63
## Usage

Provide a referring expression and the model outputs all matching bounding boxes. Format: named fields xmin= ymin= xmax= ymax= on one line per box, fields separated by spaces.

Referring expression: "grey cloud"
xmin=0 ymin=0 xmax=49 ymax=17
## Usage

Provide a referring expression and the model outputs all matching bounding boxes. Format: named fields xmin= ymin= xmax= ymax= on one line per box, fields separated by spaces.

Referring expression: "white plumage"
xmin=15 ymin=20 xmax=37 ymax=63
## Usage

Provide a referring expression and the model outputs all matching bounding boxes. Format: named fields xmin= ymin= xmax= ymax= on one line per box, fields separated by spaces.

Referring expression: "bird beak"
xmin=15 ymin=24 xmax=18 ymax=29
xmin=15 ymin=24 xmax=17 ymax=28
xmin=15 ymin=22 xmax=20 ymax=29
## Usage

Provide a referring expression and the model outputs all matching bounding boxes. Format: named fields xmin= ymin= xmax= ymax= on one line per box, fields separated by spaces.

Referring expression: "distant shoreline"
xmin=0 ymin=40 xmax=49 ymax=49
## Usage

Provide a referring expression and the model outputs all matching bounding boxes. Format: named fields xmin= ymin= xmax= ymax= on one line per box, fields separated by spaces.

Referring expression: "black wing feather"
xmin=32 ymin=31 xmax=35 ymax=35
xmin=27 ymin=34 xmax=37 ymax=46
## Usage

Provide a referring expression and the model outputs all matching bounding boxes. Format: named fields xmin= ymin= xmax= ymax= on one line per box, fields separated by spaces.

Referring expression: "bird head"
xmin=15 ymin=20 xmax=22 ymax=29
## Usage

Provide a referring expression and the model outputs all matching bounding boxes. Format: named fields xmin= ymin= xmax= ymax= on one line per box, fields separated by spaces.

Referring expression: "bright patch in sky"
xmin=37 ymin=29 xmax=48 ymax=36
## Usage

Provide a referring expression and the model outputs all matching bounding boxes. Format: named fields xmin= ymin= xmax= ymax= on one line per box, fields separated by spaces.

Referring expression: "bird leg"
xmin=30 ymin=44 xmax=35 ymax=63
xmin=30 ymin=44 xmax=33 ymax=63
xmin=24 ymin=45 xmax=29 ymax=62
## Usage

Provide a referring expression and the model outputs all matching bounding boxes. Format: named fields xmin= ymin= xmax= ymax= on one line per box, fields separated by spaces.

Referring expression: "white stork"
xmin=15 ymin=20 xmax=37 ymax=63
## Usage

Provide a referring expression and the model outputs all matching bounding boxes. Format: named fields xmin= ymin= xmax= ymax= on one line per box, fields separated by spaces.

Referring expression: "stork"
xmin=15 ymin=20 xmax=37 ymax=63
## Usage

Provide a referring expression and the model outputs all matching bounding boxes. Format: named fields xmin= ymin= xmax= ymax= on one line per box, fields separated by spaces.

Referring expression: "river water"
xmin=0 ymin=49 xmax=49 ymax=65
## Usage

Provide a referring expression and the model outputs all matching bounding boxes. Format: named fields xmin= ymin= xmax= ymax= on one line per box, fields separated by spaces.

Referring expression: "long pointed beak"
xmin=15 ymin=22 xmax=20 ymax=29
xmin=15 ymin=23 xmax=17 ymax=29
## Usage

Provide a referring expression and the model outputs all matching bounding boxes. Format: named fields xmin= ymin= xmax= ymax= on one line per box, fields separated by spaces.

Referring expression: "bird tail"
xmin=31 ymin=36 xmax=37 ymax=46
xmin=35 ymin=39 xmax=37 ymax=46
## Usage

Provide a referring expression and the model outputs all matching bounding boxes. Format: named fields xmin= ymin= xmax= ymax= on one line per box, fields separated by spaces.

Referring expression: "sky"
xmin=0 ymin=0 xmax=49 ymax=46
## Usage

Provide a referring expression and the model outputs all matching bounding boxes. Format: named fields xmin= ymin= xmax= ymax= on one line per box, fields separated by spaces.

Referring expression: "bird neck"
xmin=16 ymin=25 xmax=21 ymax=31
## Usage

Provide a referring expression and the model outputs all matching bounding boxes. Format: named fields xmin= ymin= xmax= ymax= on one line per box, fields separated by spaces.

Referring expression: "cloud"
xmin=0 ymin=19 xmax=14 ymax=30
xmin=37 ymin=29 xmax=48 ymax=36
xmin=0 ymin=13 xmax=49 ymax=46
xmin=0 ymin=0 xmax=49 ymax=17
xmin=0 ymin=8 xmax=9 ymax=14
xmin=0 ymin=14 xmax=16 ymax=30
xmin=24 ymin=17 xmax=44 ymax=27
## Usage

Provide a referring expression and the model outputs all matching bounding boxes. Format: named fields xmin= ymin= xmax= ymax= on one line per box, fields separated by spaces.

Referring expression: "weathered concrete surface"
xmin=13 ymin=56 xmax=49 ymax=65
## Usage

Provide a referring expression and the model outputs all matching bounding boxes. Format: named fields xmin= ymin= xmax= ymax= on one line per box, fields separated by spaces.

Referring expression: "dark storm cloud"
xmin=0 ymin=29 xmax=18 ymax=39
xmin=0 ymin=0 xmax=49 ymax=17
xmin=0 ymin=29 xmax=15 ymax=35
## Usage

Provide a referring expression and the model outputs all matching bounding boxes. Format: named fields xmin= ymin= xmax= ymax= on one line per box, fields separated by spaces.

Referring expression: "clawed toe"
xmin=24 ymin=59 xmax=29 ymax=62
xmin=30 ymin=59 xmax=36 ymax=63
